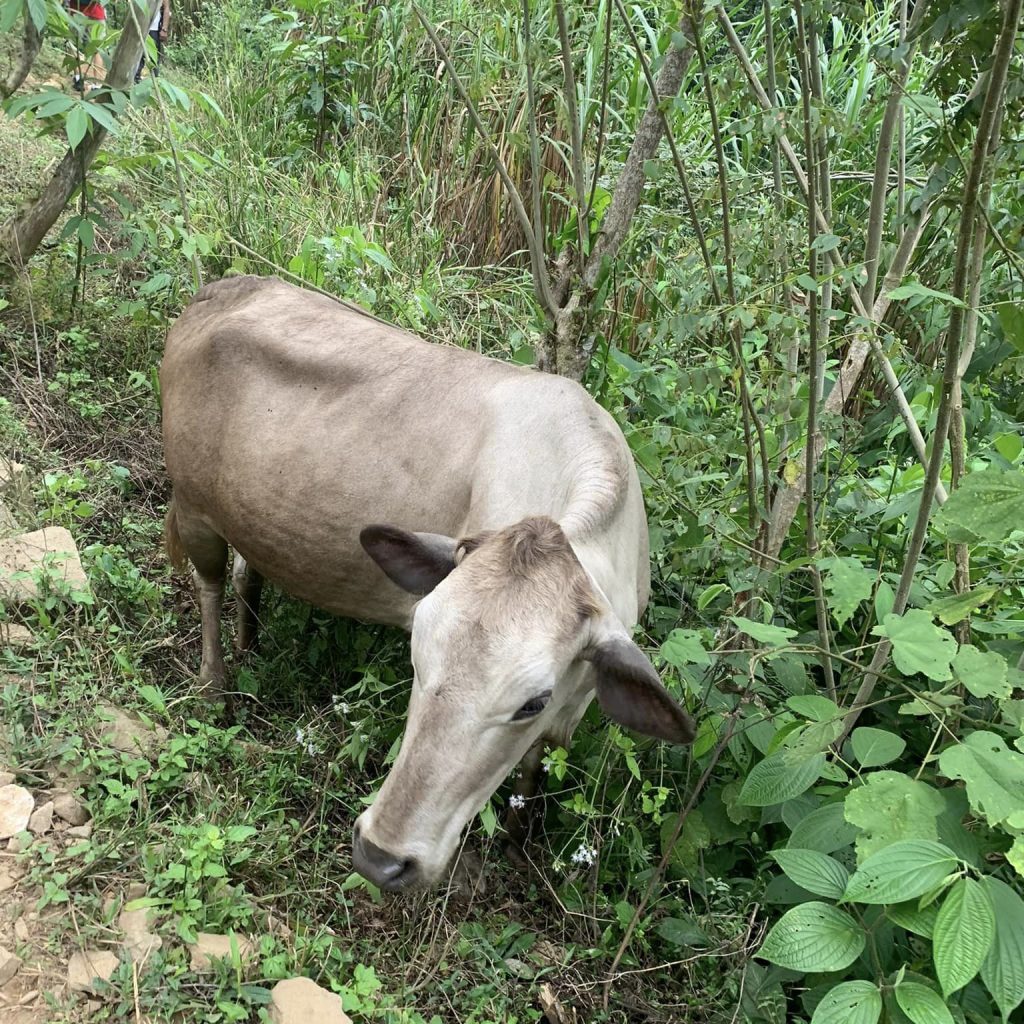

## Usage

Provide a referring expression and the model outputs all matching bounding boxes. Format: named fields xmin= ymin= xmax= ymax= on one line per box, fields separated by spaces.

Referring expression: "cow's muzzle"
xmin=352 ymin=824 xmax=421 ymax=891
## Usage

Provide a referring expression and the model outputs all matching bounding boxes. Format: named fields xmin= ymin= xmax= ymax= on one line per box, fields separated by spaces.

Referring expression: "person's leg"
xmin=151 ymin=29 xmax=162 ymax=75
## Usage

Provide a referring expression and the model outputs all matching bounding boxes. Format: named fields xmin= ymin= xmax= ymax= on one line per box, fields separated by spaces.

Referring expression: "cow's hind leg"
xmin=232 ymin=553 xmax=264 ymax=654
xmin=172 ymin=508 xmax=229 ymax=699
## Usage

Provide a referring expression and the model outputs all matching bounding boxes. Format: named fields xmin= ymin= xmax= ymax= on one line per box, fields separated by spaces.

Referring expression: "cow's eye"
xmin=512 ymin=692 xmax=550 ymax=721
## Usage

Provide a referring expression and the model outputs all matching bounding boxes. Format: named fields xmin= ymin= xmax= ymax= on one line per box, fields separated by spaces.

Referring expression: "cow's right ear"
xmin=360 ymin=525 xmax=458 ymax=596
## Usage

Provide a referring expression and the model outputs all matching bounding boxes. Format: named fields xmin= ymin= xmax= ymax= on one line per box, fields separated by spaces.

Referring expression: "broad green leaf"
xmin=886 ymin=901 xmax=939 ymax=938
xmin=888 ymin=280 xmax=965 ymax=306
xmin=787 ymin=695 xmax=839 ymax=722
xmin=789 ymin=802 xmax=859 ymax=854
xmin=894 ymin=981 xmax=955 ymax=1024
xmin=994 ymin=432 xmax=1022 ymax=463
xmin=1009 ymin=836 xmax=1024 ymax=879
xmin=844 ymin=840 xmax=958 ymax=904
xmin=660 ymin=629 xmax=711 ymax=668
xmin=998 ymin=301 xmax=1024 ymax=353
xmin=770 ymin=848 xmax=849 ymax=899
xmin=928 ymin=586 xmax=999 ymax=625
xmin=952 ymin=645 xmax=1011 ymax=700
xmin=656 ymin=915 xmax=711 ymax=949
xmin=981 ymin=878 xmax=1024 ymax=1021
xmin=65 ymin=104 xmax=89 ymax=151
xmin=872 ymin=610 xmax=957 ymax=681
xmin=850 ymin=728 xmax=906 ymax=768
xmin=938 ymin=731 xmax=1024 ymax=827
xmin=933 ymin=877 xmax=995 ymax=997
xmin=810 ymin=980 xmax=881 ymax=1024
xmin=875 ymin=580 xmax=895 ymax=623
xmin=758 ymin=902 xmax=865 ymax=972
xmin=697 ymin=583 xmax=729 ymax=610
xmin=819 ymin=556 xmax=874 ymax=629
xmin=843 ymin=772 xmax=944 ymax=861
xmin=730 ymin=616 xmax=797 ymax=646
xmin=27 ymin=0 xmax=47 ymax=31
xmin=738 ymin=751 xmax=825 ymax=807
xmin=811 ymin=233 xmax=842 ymax=253
xmin=660 ymin=809 xmax=710 ymax=876
xmin=936 ymin=468 xmax=1024 ymax=543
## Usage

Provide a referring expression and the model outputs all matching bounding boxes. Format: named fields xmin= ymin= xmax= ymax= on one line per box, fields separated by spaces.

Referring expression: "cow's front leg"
xmin=194 ymin=567 xmax=228 ymax=698
xmin=504 ymin=743 xmax=546 ymax=870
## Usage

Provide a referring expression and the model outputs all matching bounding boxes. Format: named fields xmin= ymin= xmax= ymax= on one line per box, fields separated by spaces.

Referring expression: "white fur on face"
xmin=353 ymin=574 xmax=595 ymax=885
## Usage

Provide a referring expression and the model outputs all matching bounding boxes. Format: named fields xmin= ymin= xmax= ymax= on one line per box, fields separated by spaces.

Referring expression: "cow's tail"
xmin=164 ymin=495 xmax=189 ymax=571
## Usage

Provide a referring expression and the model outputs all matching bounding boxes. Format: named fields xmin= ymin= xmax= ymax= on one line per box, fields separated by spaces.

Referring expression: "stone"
xmin=27 ymin=801 xmax=53 ymax=835
xmin=66 ymin=949 xmax=119 ymax=994
xmin=0 ymin=772 xmax=14 ymax=787
xmin=0 ymin=622 xmax=33 ymax=649
xmin=14 ymin=917 xmax=29 ymax=941
xmin=0 ymin=785 xmax=33 ymax=839
xmin=118 ymin=904 xmax=162 ymax=963
xmin=51 ymin=792 xmax=88 ymax=827
xmin=269 ymin=977 xmax=352 ymax=1024
xmin=188 ymin=933 xmax=255 ymax=974
xmin=66 ymin=823 xmax=93 ymax=840
xmin=95 ymin=704 xmax=168 ymax=757
xmin=6 ymin=835 xmax=27 ymax=854
xmin=0 ymin=528 xmax=89 ymax=603
xmin=0 ymin=945 xmax=22 ymax=986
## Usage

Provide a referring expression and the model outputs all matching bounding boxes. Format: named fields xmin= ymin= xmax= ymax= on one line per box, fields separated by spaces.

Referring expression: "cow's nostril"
xmin=352 ymin=832 xmax=419 ymax=890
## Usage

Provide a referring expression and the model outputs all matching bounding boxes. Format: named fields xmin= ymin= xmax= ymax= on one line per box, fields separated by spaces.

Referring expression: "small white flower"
xmin=295 ymin=727 xmax=305 ymax=744
xmin=509 ymin=794 xmax=526 ymax=810
xmin=305 ymin=741 xmax=318 ymax=757
xmin=542 ymin=762 xmax=550 ymax=773
xmin=570 ymin=843 xmax=597 ymax=867
xmin=332 ymin=696 xmax=350 ymax=715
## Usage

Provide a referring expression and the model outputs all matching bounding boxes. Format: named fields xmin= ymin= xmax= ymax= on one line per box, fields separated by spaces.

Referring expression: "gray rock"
xmin=188 ymin=932 xmax=255 ymax=974
xmin=27 ymin=800 xmax=54 ymax=835
xmin=0 ymin=622 xmax=32 ymax=649
xmin=119 ymin=903 xmax=162 ymax=963
xmin=51 ymin=792 xmax=88 ymax=827
xmin=67 ymin=949 xmax=119 ymax=993
xmin=95 ymin=703 xmax=168 ymax=757
xmin=0 ymin=785 xmax=33 ymax=839
xmin=66 ymin=823 xmax=93 ymax=840
xmin=269 ymin=977 xmax=352 ymax=1024
xmin=0 ymin=945 xmax=22 ymax=986
xmin=0 ymin=527 xmax=90 ymax=603
xmin=0 ymin=772 xmax=14 ymax=787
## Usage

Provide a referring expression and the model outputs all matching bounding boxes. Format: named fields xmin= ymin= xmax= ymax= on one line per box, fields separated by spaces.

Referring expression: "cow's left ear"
xmin=360 ymin=524 xmax=458 ymax=595
xmin=583 ymin=634 xmax=696 ymax=744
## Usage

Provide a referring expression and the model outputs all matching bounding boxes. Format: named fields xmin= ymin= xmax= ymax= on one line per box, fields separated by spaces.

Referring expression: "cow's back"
xmin=161 ymin=276 xmax=648 ymax=627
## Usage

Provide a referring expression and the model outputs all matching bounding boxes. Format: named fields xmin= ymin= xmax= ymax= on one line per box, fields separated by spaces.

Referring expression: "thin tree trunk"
xmin=840 ymin=0 xmax=1021 ymax=740
xmin=1 ymin=0 xmax=158 ymax=266
xmin=546 ymin=22 xmax=694 ymax=378
xmin=2 ymin=14 xmax=43 ymax=100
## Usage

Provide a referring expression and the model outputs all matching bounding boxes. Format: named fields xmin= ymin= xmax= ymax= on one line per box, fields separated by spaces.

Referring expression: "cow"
xmin=161 ymin=275 xmax=695 ymax=891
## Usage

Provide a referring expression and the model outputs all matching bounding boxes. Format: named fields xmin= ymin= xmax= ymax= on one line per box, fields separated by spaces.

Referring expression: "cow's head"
xmin=352 ymin=516 xmax=694 ymax=890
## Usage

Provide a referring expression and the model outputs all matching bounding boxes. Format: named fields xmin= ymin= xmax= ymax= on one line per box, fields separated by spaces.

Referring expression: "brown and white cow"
xmin=161 ymin=275 xmax=694 ymax=890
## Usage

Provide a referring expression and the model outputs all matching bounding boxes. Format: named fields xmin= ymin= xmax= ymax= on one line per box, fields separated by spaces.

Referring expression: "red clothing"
xmin=69 ymin=0 xmax=106 ymax=20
